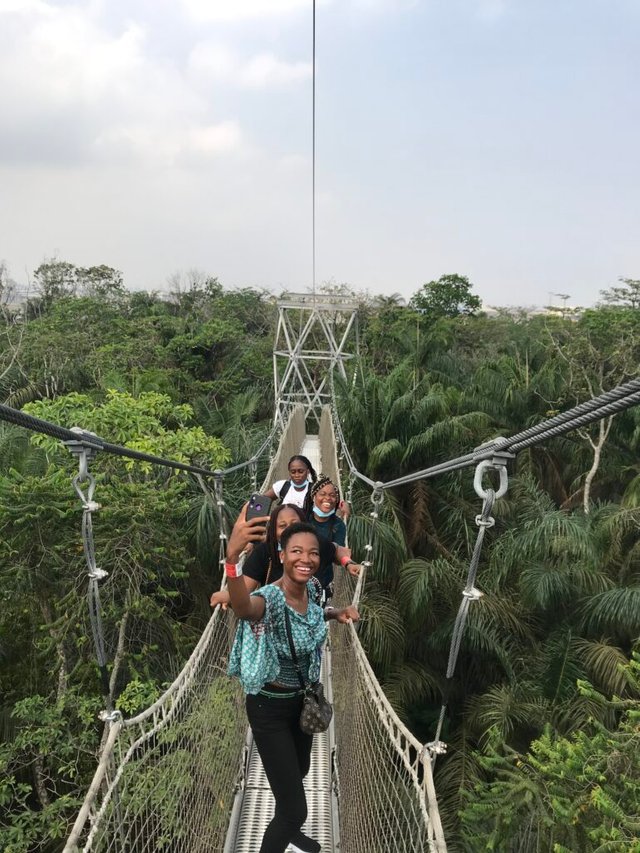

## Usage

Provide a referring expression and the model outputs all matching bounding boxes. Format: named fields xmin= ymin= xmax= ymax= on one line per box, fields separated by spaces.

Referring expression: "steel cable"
xmin=330 ymin=376 xmax=640 ymax=492
xmin=0 ymin=402 xmax=278 ymax=479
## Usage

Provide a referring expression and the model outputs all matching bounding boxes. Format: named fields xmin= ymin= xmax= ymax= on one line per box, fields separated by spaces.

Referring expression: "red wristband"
xmin=225 ymin=561 xmax=243 ymax=578
xmin=340 ymin=555 xmax=352 ymax=567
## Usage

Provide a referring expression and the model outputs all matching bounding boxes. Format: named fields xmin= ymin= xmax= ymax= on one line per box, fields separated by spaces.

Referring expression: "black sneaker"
xmin=288 ymin=830 xmax=321 ymax=853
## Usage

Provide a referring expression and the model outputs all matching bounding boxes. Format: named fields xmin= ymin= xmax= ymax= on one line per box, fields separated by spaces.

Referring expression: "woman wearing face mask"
xmin=265 ymin=455 xmax=317 ymax=510
xmin=224 ymin=511 xmax=359 ymax=853
xmin=303 ymin=475 xmax=351 ymax=595
xmin=209 ymin=503 xmax=360 ymax=610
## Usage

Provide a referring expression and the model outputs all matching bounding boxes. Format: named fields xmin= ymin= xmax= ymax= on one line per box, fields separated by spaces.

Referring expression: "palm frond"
xmin=580 ymin=587 xmax=640 ymax=641
xmin=572 ymin=638 xmax=632 ymax=697
xmin=359 ymin=586 xmax=406 ymax=672
xmin=381 ymin=660 xmax=442 ymax=720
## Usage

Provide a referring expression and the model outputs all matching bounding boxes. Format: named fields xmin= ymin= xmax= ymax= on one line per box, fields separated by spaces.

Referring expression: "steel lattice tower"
xmin=273 ymin=293 xmax=359 ymax=428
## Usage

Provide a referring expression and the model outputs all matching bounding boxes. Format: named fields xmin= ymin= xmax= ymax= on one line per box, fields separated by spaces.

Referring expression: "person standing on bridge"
xmin=304 ymin=476 xmax=348 ymax=594
xmin=264 ymin=454 xmax=318 ymax=509
xmin=209 ymin=503 xmax=361 ymax=611
xmin=224 ymin=508 xmax=359 ymax=853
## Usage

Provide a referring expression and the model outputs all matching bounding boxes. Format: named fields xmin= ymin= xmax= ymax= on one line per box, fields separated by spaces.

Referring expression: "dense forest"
xmin=1 ymin=261 xmax=639 ymax=852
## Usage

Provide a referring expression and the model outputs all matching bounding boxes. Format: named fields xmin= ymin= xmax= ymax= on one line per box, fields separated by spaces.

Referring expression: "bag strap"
xmin=283 ymin=608 xmax=308 ymax=692
xmin=278 ymin=481 xmax=291 ymax=501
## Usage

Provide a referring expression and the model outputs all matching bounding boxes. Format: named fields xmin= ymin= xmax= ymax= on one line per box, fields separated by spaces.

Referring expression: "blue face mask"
xmin=314 ymin=507 xmax=336 ymax=518
xmin=290 ymin=479 xmax=308 ymax=490
xmin=277 ymin=542 xmax=283 ymax=552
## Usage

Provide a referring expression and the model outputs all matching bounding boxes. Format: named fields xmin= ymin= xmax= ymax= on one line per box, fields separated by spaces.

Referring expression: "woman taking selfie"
xmin=209 ymin=503 xmax=360 ymax=610
xmin=225 ymin=508 xmax=358 ymax=853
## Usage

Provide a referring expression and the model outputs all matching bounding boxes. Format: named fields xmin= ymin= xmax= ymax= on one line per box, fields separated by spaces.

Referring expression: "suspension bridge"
xmin=2 ymin=294 xmax=640 ymax=852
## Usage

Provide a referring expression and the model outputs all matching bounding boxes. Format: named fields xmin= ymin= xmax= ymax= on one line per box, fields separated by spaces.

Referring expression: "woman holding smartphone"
xmin=210 ymin=503 xmax=360 ymax=610
xmin=224 ymin=509 xmax=358 ymax=853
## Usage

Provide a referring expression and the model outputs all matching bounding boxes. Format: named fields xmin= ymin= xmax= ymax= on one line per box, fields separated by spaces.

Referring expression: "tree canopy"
xmin=409 ymin=273 xmax=482 ymax=319
xmin=1 ymin=260 xmax=639 ymax=850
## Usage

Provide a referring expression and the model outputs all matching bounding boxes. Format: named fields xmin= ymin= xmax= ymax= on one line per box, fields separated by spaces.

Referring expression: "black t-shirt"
xmin=243 ymin=539 xmax=337 ymax=588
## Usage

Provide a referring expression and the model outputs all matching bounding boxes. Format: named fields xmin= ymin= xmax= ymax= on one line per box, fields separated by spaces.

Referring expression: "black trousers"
xmin=246 ymin=690 xmax=313 ymax=853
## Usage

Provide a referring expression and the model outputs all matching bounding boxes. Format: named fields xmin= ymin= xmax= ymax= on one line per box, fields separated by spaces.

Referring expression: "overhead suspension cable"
xmin=0 ymin=402 xmax=278 ymax=479
xmin=312 ymin=0 xmax=317 ymax=299
xmin=333 ymin=376 xmax=640 ymax=492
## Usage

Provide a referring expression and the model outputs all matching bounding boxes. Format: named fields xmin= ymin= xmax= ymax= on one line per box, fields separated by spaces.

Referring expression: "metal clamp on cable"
xmin=473 ymin=436 xmax=514 ymax=464
xmin=422 ymin=740 xmax=448 ymax=760
xmin=473 ymin=459 xmax=509 ymax=500
xmin=98 ymin=709 xmax=123 ymax=724
xmin=462 ymin=586 xmax=483 ymax=601
xmin=249 ymin=459 xmax=258 ymax=492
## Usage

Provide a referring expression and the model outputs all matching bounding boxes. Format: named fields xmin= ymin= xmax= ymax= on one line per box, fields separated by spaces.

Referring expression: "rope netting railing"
xmin=329 ymin=612 xmax=445 ymax=853
xmin=65 ymin=611 xmax=245 ymax=852
xmin=320 ymin=407 xmax=446 ymax=851
xmin=63 ymin=407 xmax=305 ymax=852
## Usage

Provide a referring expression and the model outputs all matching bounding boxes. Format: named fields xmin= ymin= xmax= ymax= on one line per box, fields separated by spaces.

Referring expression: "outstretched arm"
xmin=224 ymin=505 xmax=270 ymax=621
xmin=210 ymin=575 xmax=260 ymax=610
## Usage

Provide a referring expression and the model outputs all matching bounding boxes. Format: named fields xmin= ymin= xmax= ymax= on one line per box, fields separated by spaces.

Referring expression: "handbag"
xmin=284 ymin=609 xmax=333 ymax=735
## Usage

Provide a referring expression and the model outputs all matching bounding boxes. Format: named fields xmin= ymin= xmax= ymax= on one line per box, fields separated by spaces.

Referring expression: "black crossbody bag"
xmin=283 ymin=609 xmax=333 ymax=735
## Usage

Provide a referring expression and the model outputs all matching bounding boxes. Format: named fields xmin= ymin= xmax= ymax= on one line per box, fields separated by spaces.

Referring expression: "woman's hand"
xmin=338 ymin=500 xmax=351 ymax=521
xmin=210 ymin=589 xmax=230 ymax=610
xmin=334 ymin=605 xmax=359 ymax=624
xmin=226 ymin=503 xmax=270 ymax=563
xmin=325 ymin=605 xmax=360 ymax=623
xmin=347 ymin=562 xmax=362 ymax=578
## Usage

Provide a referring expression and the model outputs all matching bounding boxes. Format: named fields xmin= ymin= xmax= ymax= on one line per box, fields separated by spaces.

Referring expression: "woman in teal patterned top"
xmin=225 ymin=509 xmax=359 ymax=853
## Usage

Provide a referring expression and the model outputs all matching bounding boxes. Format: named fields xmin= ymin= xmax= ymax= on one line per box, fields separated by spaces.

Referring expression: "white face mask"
xmin=314 ymin=506 xmax=335 ymax=518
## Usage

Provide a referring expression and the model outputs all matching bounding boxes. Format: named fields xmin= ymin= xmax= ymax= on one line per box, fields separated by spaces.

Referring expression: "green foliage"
xmin=3 ymin=261 xmax=640 ymax=849
xmin=0 ymin=689 xmax=101 ymax=852
xmin=409 ymin=273 xmax=482 ymax=319
xmin=460 ymin=657 xmax=640 ymax=852
xmin=116 ymin=678 xmax=162 ymax=715
xmin=25 ymin=389 xmax=230 ymax=472
xmin=599 ymin=276 xmax=640 ymax=308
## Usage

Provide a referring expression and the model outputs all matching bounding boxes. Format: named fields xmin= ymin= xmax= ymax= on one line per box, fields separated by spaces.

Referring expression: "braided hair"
xmin=287 ymin=454 xmax=318 ymax=484
xmin=303 ymin=474 xmax=341 ymax=518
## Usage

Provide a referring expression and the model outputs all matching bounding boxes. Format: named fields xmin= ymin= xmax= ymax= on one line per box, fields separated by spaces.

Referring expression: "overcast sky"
xmin=0 ymin=0 xmax=638 ymax=307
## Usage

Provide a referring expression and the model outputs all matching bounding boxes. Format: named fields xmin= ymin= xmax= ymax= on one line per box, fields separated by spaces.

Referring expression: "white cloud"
xmin=181 ymin=0 xmax=313 ymax=23
xmin=188 ymin=42 xmax=311 ymax=90
xmin=0 ymin=1 xmax=247 ymax=166
xmin=188 ymin=121 xmax=244 ymax=155
xmin=181 ymin=0 xmax=409 ymax=22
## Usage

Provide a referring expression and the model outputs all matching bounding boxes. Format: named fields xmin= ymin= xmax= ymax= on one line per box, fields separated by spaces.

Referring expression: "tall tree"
xmin=409 ymin=273 xmax=482 ymax=319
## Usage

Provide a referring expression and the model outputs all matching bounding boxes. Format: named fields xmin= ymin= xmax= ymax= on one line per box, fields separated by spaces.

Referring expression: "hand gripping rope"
xmin=65 ymin=428 xmax=112 ymax=711
xmin=423 ymin=457 xmax=509 ymax=763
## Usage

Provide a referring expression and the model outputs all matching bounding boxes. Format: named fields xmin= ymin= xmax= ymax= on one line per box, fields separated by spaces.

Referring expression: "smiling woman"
xmin=224 ymin=508 xmax=358 ymax=853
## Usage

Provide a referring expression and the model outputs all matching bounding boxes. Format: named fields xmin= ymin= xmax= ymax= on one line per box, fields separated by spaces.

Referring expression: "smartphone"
xmin=246 ymin=493 xmax=273 ymax=521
